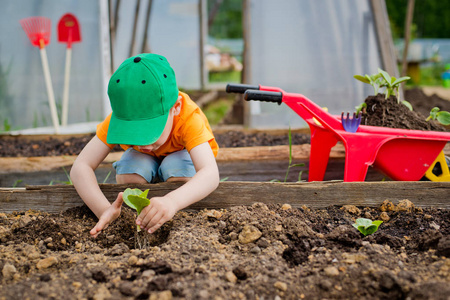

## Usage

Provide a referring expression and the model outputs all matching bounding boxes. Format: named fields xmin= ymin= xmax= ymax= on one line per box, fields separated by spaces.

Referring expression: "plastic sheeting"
xmin=248 ymin=0 xmax=383 ymax=128
xmin=0 ymin=0 xmax=106 ymax=131
xmin=111 ymin=0 xmax=202 ymax=90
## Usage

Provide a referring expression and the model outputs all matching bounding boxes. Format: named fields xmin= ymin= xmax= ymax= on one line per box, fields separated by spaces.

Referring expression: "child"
xmin=70 ymin=53 xmax=220 ymax=237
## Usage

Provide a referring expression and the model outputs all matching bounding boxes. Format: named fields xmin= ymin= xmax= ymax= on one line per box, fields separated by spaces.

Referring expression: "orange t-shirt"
xmin=96 ymin=92 xmax=219 ymax=158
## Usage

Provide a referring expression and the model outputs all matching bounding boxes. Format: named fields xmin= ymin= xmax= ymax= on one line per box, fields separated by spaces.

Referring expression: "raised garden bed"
xmin=1 ymin=88 xmax=450 ymax=299
xmin=0 ymin=185 xmax=449 ymax=299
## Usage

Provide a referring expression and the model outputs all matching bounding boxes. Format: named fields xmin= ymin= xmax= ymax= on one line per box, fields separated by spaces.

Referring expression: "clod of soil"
xmin=361 ymin=94 xmax=447 ymax=131
xmin=0 ymin=201 xmax=449 ymax=299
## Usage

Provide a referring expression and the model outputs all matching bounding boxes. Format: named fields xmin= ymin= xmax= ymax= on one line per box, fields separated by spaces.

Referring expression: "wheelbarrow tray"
xmin=260 ymin=85 xmax=450 ymax=182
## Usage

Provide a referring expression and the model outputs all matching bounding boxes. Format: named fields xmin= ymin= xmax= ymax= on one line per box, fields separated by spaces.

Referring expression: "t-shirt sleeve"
xmin=96 ymin=113 xmax=116 ymax=149
xmin=181 ymin=112 xmax=215 ymax=153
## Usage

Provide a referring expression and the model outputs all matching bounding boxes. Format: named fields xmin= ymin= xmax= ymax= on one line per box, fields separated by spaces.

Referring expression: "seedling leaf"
xmin=123 ymin=188 xmax=150 ymax=215
xmin=437 ymin=111 xmax=450 ymax=125
xmin=402 ymin=100 xmax=413 ymax=111
xmin=353 ymin=75 xmax=370 ymax=84
xmin=352 ymin=218 xmax=383 ymax=236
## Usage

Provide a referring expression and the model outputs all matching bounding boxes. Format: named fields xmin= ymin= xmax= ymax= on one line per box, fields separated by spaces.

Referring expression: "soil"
xmin=0 ymin=131 xmax=311 ymax=158
xmin=361 ymin=93 xmax=448 ymax=131
xmin=1 ymin=200 xmax=449 ymax=299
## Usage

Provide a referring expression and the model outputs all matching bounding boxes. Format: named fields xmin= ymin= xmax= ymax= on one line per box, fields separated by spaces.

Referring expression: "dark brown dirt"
xmin=361 ymin=93 xmax=448 ymax=131
xmin=0 ymin=200 xmax=449 ymax=299
xmin=0 ymin=131 xmax=311 ymax=158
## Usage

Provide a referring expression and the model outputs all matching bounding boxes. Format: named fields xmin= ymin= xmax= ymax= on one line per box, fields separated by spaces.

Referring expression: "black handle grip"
xmin=226 ymin=83 xmax=260 ymax=94
xmin=244 ymin=90 xmax=283 ymax=105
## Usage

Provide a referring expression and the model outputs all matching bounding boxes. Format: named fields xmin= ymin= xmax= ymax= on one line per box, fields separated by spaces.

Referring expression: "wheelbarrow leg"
xmin=343 ymin=143 xmax=378 ymax=182
xmin=308 ymin=127 xmax=338 ymax=181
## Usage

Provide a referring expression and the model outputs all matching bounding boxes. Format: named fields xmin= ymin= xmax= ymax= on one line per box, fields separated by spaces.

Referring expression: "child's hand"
xmin=90 ymin=192 xmax=124 ymax=238
xmin=136 ymin=196 xmax=178 ymax=233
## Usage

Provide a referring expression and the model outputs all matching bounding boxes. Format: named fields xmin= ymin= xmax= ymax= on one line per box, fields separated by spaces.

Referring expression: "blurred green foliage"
xmin=208 ymin=0 xmax=242 ymax=39
xmin=386 ymin=0 xmax=450 ymax=39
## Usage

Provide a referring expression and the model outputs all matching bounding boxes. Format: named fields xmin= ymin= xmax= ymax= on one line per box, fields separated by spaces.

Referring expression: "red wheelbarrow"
xmin=226 ymin=84 xmax=450 ymax=182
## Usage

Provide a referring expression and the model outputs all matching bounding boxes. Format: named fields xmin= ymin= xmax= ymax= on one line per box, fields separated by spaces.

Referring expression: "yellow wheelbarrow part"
xmin=425 ymin=151 xmax=450 ymax=182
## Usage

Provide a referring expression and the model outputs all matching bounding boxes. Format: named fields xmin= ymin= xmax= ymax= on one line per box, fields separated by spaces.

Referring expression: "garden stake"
xmin=58 ymin=13 xmax=82 ymax=126
xmin=20 ymin=17 xmax=60 ymax=134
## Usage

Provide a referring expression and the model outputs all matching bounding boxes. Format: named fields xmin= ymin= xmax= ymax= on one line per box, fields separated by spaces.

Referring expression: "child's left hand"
xmin=136 ymin=196 xmax=178 ymax=233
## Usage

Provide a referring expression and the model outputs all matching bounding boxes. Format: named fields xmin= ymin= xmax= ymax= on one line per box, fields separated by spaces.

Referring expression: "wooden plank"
xmin=370 ymin=0 xmax=399 ymax=77
xmin=1 ymin=181 xmax=449 ymax=214
xmin=2 ymin=143 xmax=450 ymax=174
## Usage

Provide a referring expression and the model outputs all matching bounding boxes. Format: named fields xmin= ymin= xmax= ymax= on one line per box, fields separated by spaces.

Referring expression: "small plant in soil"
xmin=354 ymin=68 xmax=412 ymax=110
xmin=426 ymin=107 xmax=450 ymax=126
xmin=123 ymin=188 xmax=151 ymax=249
xmin=352 ymin=218 xmax=383 ymax=236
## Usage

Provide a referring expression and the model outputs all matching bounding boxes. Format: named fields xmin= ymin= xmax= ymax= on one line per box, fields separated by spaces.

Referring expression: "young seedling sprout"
xmin=354 ymin=69 xmax=412 ymax=110
xmin=426 ymin=107 xmax=450 ymax=126
xmin=352 ymin=218 xmax=383 ymax=236
xmin=123 ymin=188 xmax=151 ymax=249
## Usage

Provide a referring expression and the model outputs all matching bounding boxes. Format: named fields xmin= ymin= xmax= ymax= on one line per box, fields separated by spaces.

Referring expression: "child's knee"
xmin=159 ymin=150 xmax=196 ymax=182
xmin=116 ymin=173 xmax=147 ymax=184
xmin=113 ymin=149 xmax=160 ymax=183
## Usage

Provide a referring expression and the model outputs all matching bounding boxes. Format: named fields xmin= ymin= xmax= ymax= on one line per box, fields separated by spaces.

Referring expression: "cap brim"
xmin=106 ymin=112 xmax=169 ymax=146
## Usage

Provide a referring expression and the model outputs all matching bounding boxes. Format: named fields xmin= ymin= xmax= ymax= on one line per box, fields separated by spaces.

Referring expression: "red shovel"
xmin=58 ymin=13 xmax=81 ymax=126
xmin=20 ymin=17 xmax=60 ymax=134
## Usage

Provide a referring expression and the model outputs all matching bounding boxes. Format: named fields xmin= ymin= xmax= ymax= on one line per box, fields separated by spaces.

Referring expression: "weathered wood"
xmin=1 ymin=181 xmax=449 ymax=214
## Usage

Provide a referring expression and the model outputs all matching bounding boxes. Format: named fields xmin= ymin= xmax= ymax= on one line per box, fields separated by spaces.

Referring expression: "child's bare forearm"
xmin=166 ymin=164 xmax=219 ymax=211
xmin=71 ymin=163 xmax=111 ymax=219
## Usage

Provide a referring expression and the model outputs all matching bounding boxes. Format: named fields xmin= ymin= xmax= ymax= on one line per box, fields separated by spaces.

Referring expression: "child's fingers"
xmin=147 ymin=214 xmax=166 ymax=233
xmin=90 ymin=218 xmax=110 ymax=237
xmin=114 ymin=192 xmax=124 ymax=208
xmin=137 ymin=205 xmax=157 ymax=228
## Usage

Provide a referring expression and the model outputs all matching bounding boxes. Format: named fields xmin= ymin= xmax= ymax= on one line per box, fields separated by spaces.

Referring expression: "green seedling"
xmin=354 ymin=69 xmax=412 ymax=110
xmin=352 ymin=218 xmax=383 ymax=236
xmin=426 ymin=107 xmax=450 ymax=125
xmin=353 ymin=73 xmax=383 ymax=95
xmin=123 ymin=188 xmax=152 ymax=249
xmin=123 ymin=188 xmax=150 ymax=215
xmin=272 ymin=127 xmax=306 ymax=182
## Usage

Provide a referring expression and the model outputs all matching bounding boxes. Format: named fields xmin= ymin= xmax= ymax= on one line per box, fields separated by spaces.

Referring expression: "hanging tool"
xmin=20 ymin=16 xmax=60 ymax=134
xmin=58 ymin=13 xmax=82 ymax=126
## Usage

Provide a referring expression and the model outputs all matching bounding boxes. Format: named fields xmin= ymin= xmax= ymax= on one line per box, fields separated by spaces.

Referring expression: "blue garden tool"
xmin=341 ymin=112 xmax=362 ymax=133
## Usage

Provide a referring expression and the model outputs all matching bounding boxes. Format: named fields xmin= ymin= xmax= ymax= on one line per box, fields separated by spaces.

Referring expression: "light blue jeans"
xmin=113 ymin=148 xmax=196 ymax=183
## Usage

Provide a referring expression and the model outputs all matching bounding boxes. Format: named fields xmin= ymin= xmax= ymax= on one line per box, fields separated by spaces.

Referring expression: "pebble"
xmin=380 ymin=212 xmax=390 ymax=222
xmin=225 ymin=271 xmax=237 ymax=283
xmin=238 ymin=225 xmax=262 ymax=244
xmin=149 ymin=291 xmax=172 ymax=300
xmin=380 ymin=200 xmax=396 ymax=212
xmin=2 ymin=263 xmax=17 ymax=280
xmin=27 ymin=250 xmax=41 ymax=260
xmin=396 ymin=199 xmax=415 ymax=212
xmin=340 ymin=205 xmax=361 ymax=214
xmin=324 ymin=266 xmax=339 ymax=276
xmin=44 ymin=237 xmax=53 ymax=243
xmin=60 ymin=238 xmax=67 ymax=245
xmin=250 ymin=246 xmax=261 ymax=255
xmin=274 ymin=281 xmax=288 ymax=291
xmin=281 ymin=204 xmax=292 ymax=210
xmin=36 ymin=256 xmax=58 ymax=269
xmin=93 ymin=285 xmax=111 ymax=300
xmin=128 ymin=255 xmax=138 ymax=265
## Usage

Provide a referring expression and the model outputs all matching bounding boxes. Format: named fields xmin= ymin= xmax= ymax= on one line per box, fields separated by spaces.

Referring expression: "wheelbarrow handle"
xmin=244 ymin=90 xmax=283 ymax=105
xmin=226 ymin=83 xmax=260 ymax=94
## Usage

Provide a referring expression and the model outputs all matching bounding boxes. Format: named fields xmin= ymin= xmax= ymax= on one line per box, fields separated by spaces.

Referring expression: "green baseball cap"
xmin=106 ymin=53 xmax=178 ymax=146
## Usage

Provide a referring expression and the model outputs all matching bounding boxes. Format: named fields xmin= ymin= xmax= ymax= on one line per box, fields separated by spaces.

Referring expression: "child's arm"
xmin=70 ymin=136 xmax=121 ymax=237
xmin=136 ymin=142 xmax=219 ymax=233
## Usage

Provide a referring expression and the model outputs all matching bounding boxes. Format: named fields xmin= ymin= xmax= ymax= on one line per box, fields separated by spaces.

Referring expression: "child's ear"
xmin=172 ymin=96 xmax=182 ymax=116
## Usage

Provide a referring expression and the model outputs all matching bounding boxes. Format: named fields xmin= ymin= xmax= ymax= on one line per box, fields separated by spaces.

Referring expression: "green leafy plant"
xmin=352 ymin=218 xmax=383 ymax=236
xmin=123 ymin=188 xmax=152 ymax=249
xmin=123 ymin=188 xmax=150 ymax=216
xmin=426 ymin=107 xmax=450 ymax=125
xmin=354 ymin=69 xmax=412 ymax=110
xmin=272 ymin=127 xmax=306 ymax=182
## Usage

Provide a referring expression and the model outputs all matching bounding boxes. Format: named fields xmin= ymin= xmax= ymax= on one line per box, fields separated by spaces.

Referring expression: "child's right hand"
xmin=90 ymin=192 xmax=124 ymax=238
